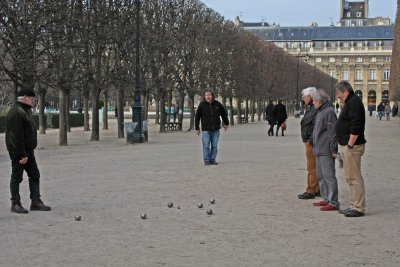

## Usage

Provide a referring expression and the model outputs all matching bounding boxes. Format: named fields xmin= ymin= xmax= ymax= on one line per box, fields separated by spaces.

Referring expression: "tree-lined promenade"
xmin=1 ymin=0 xmax=335 ymax=145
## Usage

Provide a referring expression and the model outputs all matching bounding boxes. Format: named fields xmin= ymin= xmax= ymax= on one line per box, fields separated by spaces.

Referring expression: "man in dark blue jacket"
xmin=6 ymin=87 xmax=51 ymax=214
xmin=335 ymin=81 xmax=366 ymax=217
xmin=195 ymin=89 xmax=229 ymax=165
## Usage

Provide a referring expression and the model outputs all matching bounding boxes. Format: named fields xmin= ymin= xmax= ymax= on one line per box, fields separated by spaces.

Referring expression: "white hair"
xmin=302 ymin=87 xmax=317 ymax=97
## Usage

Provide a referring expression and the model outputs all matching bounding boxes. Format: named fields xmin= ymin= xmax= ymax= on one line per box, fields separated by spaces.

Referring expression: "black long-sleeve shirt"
xmin=195 ymin=100 xmax=229 ymax=131
xmin=335 ymin=92 xmax=366 ymax=146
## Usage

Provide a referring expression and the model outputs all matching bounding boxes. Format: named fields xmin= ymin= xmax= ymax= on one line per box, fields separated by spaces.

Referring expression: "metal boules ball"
xmin=140 ymin=213 xmax=147 ymax=219
xmin=207 ymin=209 xmax=213 ymax=215
xmin=75 ymin=215 xmax=81 ymax=221
xmin=198 ymin=203 xmax=203 ymax=209
xmin=168 ymin=202 xmax=173 ymax=208
xmin=209 ymin=198 xmax=216 ymax=204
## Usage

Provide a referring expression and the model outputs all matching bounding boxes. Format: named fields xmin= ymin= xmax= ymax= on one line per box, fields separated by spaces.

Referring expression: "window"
xmin=356 ymin=42 xmax=363 ymax=48
xmin=357 ymin=20 xmax=363 ymax=26
xmin=328 ymin=69 xmax=334 ymax=77
xmin=346 ymin=20 xmax=352 ymax=26
xmin=343 ymin=57 xmax=349 ymax=62
xmin=370 ymin=69 xmax=376 ymax=80
xmin=343 ymin=42 xmax=350 ymax=48
xmin=356 ymin=57 xmax=363 ymax=62
xmin=342 ymin=69 xmax=349 ymax=80
xmin=316 ymin=57 xmax=322 ymax=63
xmin=329 ymin=57 xmax=335 ymax=63
xmin=384 ymin=56 xmax=391 ymax=62
xmin=383 ymin=69 xmax=390 ymax=80
xmin=370 ymin=57 xmax=377 ymax=62
xmin=355 ymin=69 xmax=363 ymax=80
xmin=356 ymin=12 xmax=362 ymax=17
xmin=346 ymin=12 xmax=351 ymax=18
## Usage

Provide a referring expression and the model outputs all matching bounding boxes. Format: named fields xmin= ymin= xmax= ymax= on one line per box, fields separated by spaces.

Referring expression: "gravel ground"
xmin=1 ymin=113 xmax=399 ymax=267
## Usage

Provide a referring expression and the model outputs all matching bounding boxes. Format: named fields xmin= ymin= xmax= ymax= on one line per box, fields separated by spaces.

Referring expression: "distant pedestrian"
xmin=265 ymin=100 xmax=275 ymax=136
xmin=335 ymin=81 xmax=367 ymax=217
xmin=311 ymin=89 xmax=339 ymax=211
xmin=5 ymin=87 xmax=51 ymax=214
xmin=195 ymin=89 xmax=229 ymax=165
xmin=273 ymin=100 xmax=287 ymax=136
xmin=298 ymin=87 xmax=320 ymax=200
xmin=392 ymin=104 xmax=398 ymax=117
xmin=377 ymin=102 xmax=384 ymax=120
xmin=384 ymin=103 xmax=391 ymax=121
xmin=368 ymin=105 xmax=373 ymax=117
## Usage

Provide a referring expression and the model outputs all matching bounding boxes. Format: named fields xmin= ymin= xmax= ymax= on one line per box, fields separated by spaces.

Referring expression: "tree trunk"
xmin=155 ymin=93 xmax=160 ymax=124
xmin=103 ymin=90 xmax=108 ymax=130
xmin=59 ymin=90 xmax=68 ymax=146
xmin=250 ymin=98 xmax=255 ymax=122
xmin=188 ymin=94 xmax=195 ymax=130
xmin=237 ymin=98 xmax=242 ymax=124
xmin=178 ymin=92 xmax=185 ymax=131
xmin=117 ymin=87 xmax=125 ymax=138
xmin=159 ymin=89 xmax=167 ymax=133
xmin=83 ymin=90 xmax=90 ymax=131
xmin=90 ymin=89 xmax=100 ymax=141
xmin=389 ymin=0 xmax=400 ymax=101
xmin=38 ymin=90 xmax=46 ymax=134
xmin=229 ymin=97 xmax=234 ymax=126
xmin=66 ymin=92 xmax=71 ymax=132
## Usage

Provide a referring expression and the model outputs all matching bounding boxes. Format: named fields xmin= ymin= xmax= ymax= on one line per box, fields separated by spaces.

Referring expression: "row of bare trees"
xmin=389 ymin=0 xmax=400 ymax=102
xmin=1 ymin=0 xmax=336 ymax=145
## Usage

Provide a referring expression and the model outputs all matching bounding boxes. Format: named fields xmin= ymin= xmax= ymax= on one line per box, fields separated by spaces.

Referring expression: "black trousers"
xmin=9 ymin=151 xmax=41 ymax=204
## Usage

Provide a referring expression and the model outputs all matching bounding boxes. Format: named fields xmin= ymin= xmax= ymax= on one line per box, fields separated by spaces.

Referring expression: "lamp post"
xmin=295 ymin=50 xmax=307 ymax=118
xmin=131 ymin=0 xmax=145 ymax=143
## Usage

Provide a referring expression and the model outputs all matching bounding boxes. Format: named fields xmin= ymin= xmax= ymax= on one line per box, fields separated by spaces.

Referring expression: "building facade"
xmin=240 ymin=0 xmax=394 ymax=109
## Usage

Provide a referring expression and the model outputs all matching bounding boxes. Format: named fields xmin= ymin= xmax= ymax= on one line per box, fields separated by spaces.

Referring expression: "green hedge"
xmin=46 ymin=113 xmax=84 ymax=128
xmin=0 ymin=113 xmax=84 ymax=132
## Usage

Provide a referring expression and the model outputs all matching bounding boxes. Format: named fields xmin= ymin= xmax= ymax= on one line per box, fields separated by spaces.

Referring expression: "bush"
xmin=46 ymin=113 xmax=84 ymax=128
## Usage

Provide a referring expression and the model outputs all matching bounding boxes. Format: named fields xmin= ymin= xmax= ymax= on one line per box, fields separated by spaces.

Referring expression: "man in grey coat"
xmin=310 ymin=89 xmax=340 ymax=211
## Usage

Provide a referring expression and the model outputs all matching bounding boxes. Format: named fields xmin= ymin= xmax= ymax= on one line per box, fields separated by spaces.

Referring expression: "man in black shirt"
xmin=335 ymin=81 xmax=366 ymax=217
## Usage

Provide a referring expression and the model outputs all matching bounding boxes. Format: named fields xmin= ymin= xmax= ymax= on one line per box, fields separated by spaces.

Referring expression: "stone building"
xmin=239 ymin=0 xmax=394 ymax=109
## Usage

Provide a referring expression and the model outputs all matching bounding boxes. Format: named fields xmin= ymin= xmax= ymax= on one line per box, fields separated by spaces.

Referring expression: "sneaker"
xmin=210 ymin=161 xmax=218 ymax=165
xmin=344 ymin=209 xmax=364 ymax=217
xmin=204 ymin=161 xmax=211 ymax=166
xmin=30 ymin=199 xmax=51 ymax=211
xmin=298 ymin=192 xmax=315 ymax=199
xmin=320 ymin=204 xmax=338 ymax=211
xmin=313 ymin=200 xmax=328 ymax=206
xmin=11 ymin=203 xmax=29 ymax=214
xmin=338 ymin=208 xmax=351 ymax=214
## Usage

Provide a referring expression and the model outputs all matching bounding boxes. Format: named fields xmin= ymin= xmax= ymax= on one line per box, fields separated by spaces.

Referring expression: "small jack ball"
xmin=75 ymin=215 xmax=81 ymax=221
xmin=168 ymin=202 xmax=173 ymax=208
xmin=141 ymin=213 xmax=147 ymax=219
xmin=209 ymin=198 xmax=216 ymax=204
xmin=198 ymin=203 xmax=203 ymax=208
xmin=207 ymin=209 xmax=213 ymax=215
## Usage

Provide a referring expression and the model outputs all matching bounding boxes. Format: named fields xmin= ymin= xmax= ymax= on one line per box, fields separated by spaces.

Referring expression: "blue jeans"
xmin=202 ymin=130 xmax=220 ymax=162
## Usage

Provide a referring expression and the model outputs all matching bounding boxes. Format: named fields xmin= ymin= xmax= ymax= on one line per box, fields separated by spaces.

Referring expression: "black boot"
xmin=30 ymin=199 xmax=51 ymax=211
xmin=11 ymin=203 xmax=29 ymax=214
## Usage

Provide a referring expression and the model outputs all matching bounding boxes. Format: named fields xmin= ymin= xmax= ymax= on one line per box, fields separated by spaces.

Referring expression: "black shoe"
xmin=344 ymin=209 xmax=364 ymax=217
xmin=338 ymin=208 xmax=351 ymax=214
xmin=268 ymin=132 xmax=271 ymax=136
xmin=30 ymin=199 xmax=51 ymax=211
xmin=210 ymin=161 xmax=218 ymax=165
xmin=204 ymin=161 xmax=211 ymax=166
xmin=11 ymin=203 xmax=29 ymax=214
xmin=298 ymin=192 xmax=315 ymax=199
xmin=314 ymin=192 xmax=321 ymax=197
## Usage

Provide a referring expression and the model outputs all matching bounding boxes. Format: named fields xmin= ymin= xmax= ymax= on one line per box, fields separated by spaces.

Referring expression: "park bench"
xmin=165 ymin=122 xmax=182 ymax=131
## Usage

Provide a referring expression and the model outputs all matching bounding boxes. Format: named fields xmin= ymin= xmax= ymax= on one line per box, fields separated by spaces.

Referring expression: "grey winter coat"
xmin=312 ymin=102 xmax=338 ymax=156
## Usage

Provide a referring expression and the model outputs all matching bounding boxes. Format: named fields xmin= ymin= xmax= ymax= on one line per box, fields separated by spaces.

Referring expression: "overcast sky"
xmin=200 ymin=0 xmax=397 ymax=26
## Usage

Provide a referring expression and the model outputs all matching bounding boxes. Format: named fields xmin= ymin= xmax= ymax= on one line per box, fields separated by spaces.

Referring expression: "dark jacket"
xmin=335 ymin=92 xmax=366 ymax=146
xmin=300 ymin=102 xmax=317 ymax=143
xmin=6 ymin=101 xmax=38 ymax=157
xmin=312 ymin=102 xmax=338 ymax=156
xmin=195 ymin=100 xmax=229 ymax=131
xmin=273 ymin=102 xmax=287 ymax=124
xmin=265 ymin=102 xmax=275 ymax=125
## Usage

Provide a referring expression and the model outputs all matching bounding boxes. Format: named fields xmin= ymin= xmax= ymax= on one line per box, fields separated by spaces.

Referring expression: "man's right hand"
xmin=19 ymin=157 xmax=28 ymax=165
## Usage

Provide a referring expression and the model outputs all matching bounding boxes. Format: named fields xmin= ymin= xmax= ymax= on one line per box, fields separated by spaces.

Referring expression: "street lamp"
xmin=131 ymin=0 xmax=145 ymax=143
xmin=295 ymin=50 xmax=307 ymax=118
